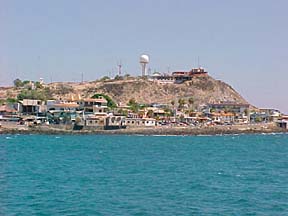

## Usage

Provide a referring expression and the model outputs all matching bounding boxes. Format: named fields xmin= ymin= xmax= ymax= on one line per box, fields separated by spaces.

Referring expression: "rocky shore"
xmin=0 ymin=122 xmax=286 ymax=136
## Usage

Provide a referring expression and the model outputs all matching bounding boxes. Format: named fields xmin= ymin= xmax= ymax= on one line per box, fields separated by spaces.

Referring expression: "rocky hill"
xmin=0 ymin=75 xmax=249 ymax=108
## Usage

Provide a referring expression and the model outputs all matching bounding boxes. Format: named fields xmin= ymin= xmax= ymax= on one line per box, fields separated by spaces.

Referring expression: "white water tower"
xmin=140 ymin=54 xmax=150 ymax=76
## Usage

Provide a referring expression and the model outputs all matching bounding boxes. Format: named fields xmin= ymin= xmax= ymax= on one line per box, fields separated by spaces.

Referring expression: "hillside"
xmin=0 ymin=75 xmax=249 ymax=108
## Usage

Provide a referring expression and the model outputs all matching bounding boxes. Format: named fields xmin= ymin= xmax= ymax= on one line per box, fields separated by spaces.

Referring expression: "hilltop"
xmin=0 ymin=75 xmax=248 ymax=108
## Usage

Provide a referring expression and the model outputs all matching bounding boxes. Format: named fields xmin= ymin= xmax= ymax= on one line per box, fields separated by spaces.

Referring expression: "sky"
xmin=1 ymin=0 xmax=288 ymax=113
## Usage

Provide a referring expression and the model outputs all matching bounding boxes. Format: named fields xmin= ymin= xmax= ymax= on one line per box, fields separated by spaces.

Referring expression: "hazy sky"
xmin=1 ymin=0 xmax=288 ymax=113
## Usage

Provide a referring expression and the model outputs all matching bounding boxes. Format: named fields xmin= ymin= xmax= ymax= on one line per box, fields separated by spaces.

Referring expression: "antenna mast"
xmin=118 ymin=61 xmax=122 ymax=76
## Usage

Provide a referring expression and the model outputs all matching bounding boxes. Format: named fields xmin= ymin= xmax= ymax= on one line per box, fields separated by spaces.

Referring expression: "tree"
xmin=146 ymin=110 xmax=154 ymax=118
xmin=6 ymin=98 xmax=18 ymax=104
xmin=118 ymin=108 xmax=128 ymax=116
xmin=22 ymin=80 xmax=30 ymax=85
xmin=114 ymin=75 xmax=123 ymax=80
xmin=13 ymin=78 xmax=23 ymax=88
xmin=99 ymin=76 xmax=110 ymax=81
xmin=0 ymin=99 xmax=4 ymax=105
xmin=35 ymin=81 xmax=43 ymax=89
xmin=164 ymin=108 xmax=173 ymax=117
xmin=128 ymin=98 xmax=140 ymax=113
xmin=171 ymin=100 xmax=175 ymax=107
xmin=178 ymin=98 xmax=186 ymax=109
xmin=188 ymin=97 xmax=194 ymax=108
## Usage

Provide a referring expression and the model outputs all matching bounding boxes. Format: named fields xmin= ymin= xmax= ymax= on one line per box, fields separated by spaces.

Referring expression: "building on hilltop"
xmin=149 ymin=67 xmax=208 ymax=84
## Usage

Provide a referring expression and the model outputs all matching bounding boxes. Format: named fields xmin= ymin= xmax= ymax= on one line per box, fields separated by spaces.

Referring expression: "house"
xmin=250 ymin=111 xmax=269 ymax=123
xmin=0 ymin=105 xmax=19 ymax=122
xmin=0 ymin=105 xmax=17 ymax=115
xmin=125 ymin=118 xmax=156 ymax=127
xmin=207 ymin=102 xmax=249 ymax=114
xmin=210 ymin=112 xmax=235 ymax=124
xmin=45 ymin=100 xmax=80 ymax=124
xmin=85 ymin=116 xmax=106 ymax=129
xmin=259 ymin=108 xmax=282 ymax=121
xmin=84 ymin=114 xmax=126 ymax=130
xmin=276 ymin=116 xmax=288 ymax=129
xmin=144 ymin=107 xmax=166 ymax=118
xmin=19 ymin=99 xmax=45 ymax=114
xmin=149 ymin=73 xmax=175 ymax=84
xmin=47 ymin=100 xmax=79 ymax=112
xmin=76 ymin=98 xmax=108 ymax=113
xmin=105 ymin=116 xmax=126 ymax=129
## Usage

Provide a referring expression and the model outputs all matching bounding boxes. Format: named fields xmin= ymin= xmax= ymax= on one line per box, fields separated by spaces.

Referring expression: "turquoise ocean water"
xmin=1 ymin=134 xmax=288 ymax=215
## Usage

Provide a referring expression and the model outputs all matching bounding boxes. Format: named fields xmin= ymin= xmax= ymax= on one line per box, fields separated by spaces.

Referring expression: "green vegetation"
xmin=22 ymin=80 xmax=30 ymax=85
xmin=114 ymin=75 xmax=124 ymax=80
xmin=35 ymin=81 xmax=43 ymax=89
xmin=6 ymin=98 xmax=18 ymax=104
xmin=13 ymin=78 xmax=23 ymax=88
xmin=17 ymin=87 xmax=53 ymax=101
xmin=99 ymin=76 xmax=110 ymax=81
xmin=0 ymin=99 xmax=5 ymax=105
xmin=128 ymin=98 xmax=140 ymax=112
xmin=163 ymin=108 xmax=173 ymax=117
xmin=178 ymin=98 xmax=186 ymax=109
xmin=188 ymin=97 xmax=194 ymax=108
xmin=210 ymin=108 xmax=216 ymax=113
xmin=146 ymin=109 xmax=154 ymax=118
xmin=117 ymin=108 xmax=128 ymax=116
xmin=171 ymin=100 xmax=175 ymax=107
xmin=91 ymin=93 xmax=117 ymax=109
xmin=13 ymin=79 xmax=43 ymax=89
xmin=254 ymin=116 xmax=263 ymax=123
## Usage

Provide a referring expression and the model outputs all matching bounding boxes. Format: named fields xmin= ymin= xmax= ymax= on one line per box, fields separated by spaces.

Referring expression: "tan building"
xmin=125 ymin=118 xmax=156 ymax=127
xmin=19 ymin=99 xmax=45 ymax=114
xmin=77 ymin=98 xmax=108 ymax=113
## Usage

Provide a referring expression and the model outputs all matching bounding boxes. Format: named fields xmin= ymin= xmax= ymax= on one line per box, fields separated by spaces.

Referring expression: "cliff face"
xmin=0 ymin=75 xmax=249 ymax=107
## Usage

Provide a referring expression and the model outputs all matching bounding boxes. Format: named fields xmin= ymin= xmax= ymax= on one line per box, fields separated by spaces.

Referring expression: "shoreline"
xmin=0 ymin=122 xmax=287 ymax=136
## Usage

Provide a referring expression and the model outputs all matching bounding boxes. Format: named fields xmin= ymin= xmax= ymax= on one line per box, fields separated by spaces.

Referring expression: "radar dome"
xmin=140 ymin=54 xmax=149 ymax=63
